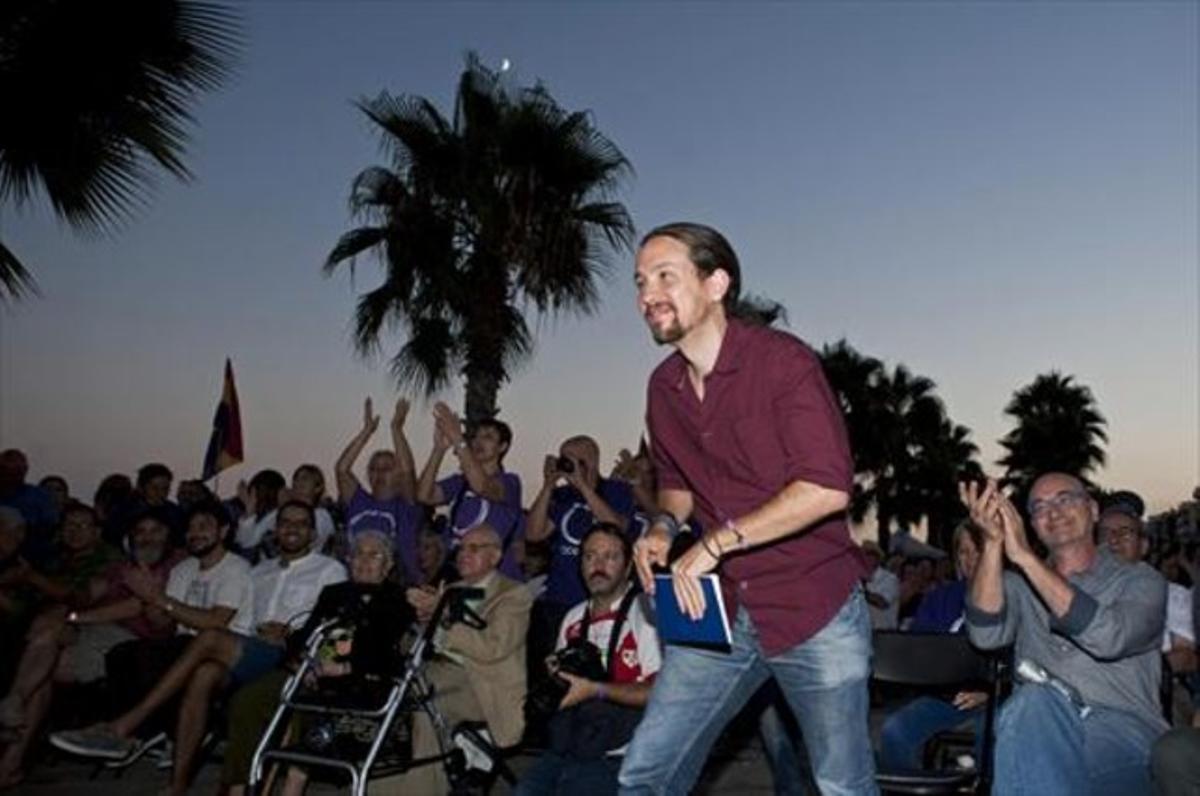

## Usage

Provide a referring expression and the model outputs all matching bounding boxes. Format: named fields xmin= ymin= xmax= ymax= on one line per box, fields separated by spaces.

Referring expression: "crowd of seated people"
xmin=1 ymin=413 xmax=1197 ymax=796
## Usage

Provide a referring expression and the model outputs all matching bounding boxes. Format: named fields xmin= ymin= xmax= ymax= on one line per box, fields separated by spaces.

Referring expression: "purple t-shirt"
xmin=438 ymin=472 xmax=524 ymax=580
xmin=544 ymin=478 xmax=634 ymax=607
xmin=346 ymin=487 xmax=423 ymax=584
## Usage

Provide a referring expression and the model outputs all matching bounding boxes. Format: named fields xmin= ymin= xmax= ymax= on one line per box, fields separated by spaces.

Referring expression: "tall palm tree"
xmin=819 ymin=339 xmax=886 ymax=524
xmin=820 ymin=342 xmax=979 ymax=550
xmin=865 ymin=364 xmax=947 ymax=550
xmin=0 ymin=0 xmax=240 ymax=300
xmin=326 ymin=54 xmax=634 ymax=422
xmin=998 ymin=371 xmax=1108 ymax=495
xmin=916 ymin=419 xmax=982 ymax=552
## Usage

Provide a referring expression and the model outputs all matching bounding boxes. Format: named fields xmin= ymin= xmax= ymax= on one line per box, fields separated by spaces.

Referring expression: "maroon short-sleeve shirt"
xmin=647 ymin=319 xmax=868 ymax=655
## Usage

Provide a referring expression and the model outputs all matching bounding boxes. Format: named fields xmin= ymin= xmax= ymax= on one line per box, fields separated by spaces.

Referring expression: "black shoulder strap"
xmin=603 ymin=588 xmax=640 ymax=679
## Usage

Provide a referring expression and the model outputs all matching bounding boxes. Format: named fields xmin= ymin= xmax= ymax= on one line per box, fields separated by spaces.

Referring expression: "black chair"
xmin=872 ymin=631 xmax=1005 ymax=795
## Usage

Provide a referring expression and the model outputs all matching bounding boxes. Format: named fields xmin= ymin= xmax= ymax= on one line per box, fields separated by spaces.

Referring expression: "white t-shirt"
xmin=249 ymin=551 xmax=347 ymax=629
xmin=165 ymin=551 xmax=255 ymax=636
xmin=865 ymin=567 xmax=900 ymax=630
xmin=1163 ymin=582 xmax=1195 ymax=652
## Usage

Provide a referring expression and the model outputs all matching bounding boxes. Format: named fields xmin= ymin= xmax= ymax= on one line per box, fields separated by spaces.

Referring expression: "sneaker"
xmin=49 ymin=724 xmax=140 ymax=760
xmin=102 ymin=731 xmax=168 ymax=769
xmin=154 ymin=739 xmax=174 ymax=770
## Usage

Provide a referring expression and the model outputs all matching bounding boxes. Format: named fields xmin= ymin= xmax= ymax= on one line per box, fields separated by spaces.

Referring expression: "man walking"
xmin=623 ymin=222 xmax=875 ymax=795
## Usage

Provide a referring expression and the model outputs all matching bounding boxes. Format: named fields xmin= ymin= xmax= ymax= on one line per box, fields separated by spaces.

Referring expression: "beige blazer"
xmin=442 ymin=573 xmax=532 ymax=747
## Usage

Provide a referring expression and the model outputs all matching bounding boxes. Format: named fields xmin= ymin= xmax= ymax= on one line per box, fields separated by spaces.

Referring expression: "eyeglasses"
xmin=459 ymin=542 xmax=499 ymax=554
xmin=1102 ymin=527 xmax=1140 ymax=544
xmin=1028 ymin=490 xmax=1088 ymax=518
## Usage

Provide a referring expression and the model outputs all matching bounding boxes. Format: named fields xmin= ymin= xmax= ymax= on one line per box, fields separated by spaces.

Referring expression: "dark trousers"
xmin=104 ymin=635 xmax=191 ymax=739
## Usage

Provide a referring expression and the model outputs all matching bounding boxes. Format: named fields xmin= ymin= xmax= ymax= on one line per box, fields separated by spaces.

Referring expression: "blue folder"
xmin=653 ymin=574 xmax=733 ymax=647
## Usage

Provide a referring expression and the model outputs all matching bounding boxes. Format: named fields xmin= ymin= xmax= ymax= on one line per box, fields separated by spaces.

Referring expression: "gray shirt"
xmin=966 ymin=547 xmax=1167 ymax=731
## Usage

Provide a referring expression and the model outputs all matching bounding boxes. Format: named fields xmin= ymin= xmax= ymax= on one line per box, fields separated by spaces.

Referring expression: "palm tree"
xmin=820 ymin=342 xmax=980 ymax=550
xmin=819 ymin=339 xmax=886 ymax=524
xmin=864 ymin=364 xmax=948 ymax=550
xmin=998 ymin=371 xmax=1108 ymax=495
xmin=0 ymin=0 xmax=240 ymax=300
xmin=916 ymin=419 xmax=982 ymax=552
xmin=325 ymin=54 xmax=634 ymax=422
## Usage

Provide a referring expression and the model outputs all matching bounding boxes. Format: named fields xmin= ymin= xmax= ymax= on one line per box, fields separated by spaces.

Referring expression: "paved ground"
xmin=11 ymin=742 xmax=782 ymax=794
xmin=12 ymin=697 xmax=897 ymax=794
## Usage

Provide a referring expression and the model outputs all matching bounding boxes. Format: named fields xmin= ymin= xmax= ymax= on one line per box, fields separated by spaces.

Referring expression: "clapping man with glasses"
xmin=962 ymin=473 xmax=1168 ymax=795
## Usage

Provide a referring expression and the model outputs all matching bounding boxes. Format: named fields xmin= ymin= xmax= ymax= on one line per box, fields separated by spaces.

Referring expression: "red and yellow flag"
xmin=201 ymin=359 xmax=243 ymax=481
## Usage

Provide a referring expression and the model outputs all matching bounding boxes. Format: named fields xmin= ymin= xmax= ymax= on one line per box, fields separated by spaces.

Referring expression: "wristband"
xmin=649 ymin=513 xmax=680 ymax=540
xmin=595 ymin=683 xmax=609 ymax=702
xmin=700 ymin=534 xmax=722 ymax=560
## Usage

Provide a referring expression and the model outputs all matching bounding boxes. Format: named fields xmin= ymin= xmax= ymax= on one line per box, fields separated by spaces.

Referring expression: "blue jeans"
xmin=758 ymin=699 xmax=815 ymax=795
xmin=618 ymin=588 xmax=877 ymax=796
xmin=879 ymin=696 xmax=984 ymax=770
xmin=992 ymin=683 xmax=1160 ymax=796
xmin=516 ymin=751 xmax=622 ymax=795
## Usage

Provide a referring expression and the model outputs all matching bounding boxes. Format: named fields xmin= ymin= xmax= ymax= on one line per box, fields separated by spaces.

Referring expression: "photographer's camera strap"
xmin=580 ymin=587 xmax=640 ymax=679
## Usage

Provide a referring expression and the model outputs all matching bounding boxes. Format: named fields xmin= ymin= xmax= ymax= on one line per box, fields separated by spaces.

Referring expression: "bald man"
xmin=962 ymin=473 xmax=1167 ymax=795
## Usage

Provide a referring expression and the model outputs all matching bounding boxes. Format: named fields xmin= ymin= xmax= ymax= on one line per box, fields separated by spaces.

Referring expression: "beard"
xmin=188 ymin=540 xmax=220 ymax=559
xmin=133 ymin=542 xmax=167 ymax=566
xmin=651 ymin=321 xmax=684 ymax=345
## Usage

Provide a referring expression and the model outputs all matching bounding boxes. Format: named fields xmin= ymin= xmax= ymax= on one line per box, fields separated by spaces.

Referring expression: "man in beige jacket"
xmin=397 ymin=523 xmax=531 ymax=793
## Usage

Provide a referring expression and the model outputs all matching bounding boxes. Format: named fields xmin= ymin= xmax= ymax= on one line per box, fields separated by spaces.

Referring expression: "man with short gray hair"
xmin=963 ymin=473 xmax=1167 ymax=794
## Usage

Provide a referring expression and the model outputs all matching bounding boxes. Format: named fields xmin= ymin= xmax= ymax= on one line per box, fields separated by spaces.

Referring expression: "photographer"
xmin=526 ymin=437 xmax=634 ymax=684
xmin=517 ymin=523 xmax=660 ymax=795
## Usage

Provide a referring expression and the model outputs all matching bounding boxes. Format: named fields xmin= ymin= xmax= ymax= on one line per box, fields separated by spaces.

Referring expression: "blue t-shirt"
xmin=438 ymin=472 xmax=524 ymax=580
xmin=909 ymin=579 xmax=967 ymax=633
xmin=2 ymin=484 xmax=60 ymax=566
xmin=346 ymin=487 xmax=424 ymax=584
xmin=543 ymin=478 xmax=634 ymax=606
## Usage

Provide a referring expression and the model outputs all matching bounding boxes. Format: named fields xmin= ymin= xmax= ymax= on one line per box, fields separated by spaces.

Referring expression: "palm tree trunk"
xmin=462 ymin=368 xmax=501 ymax=424
xmin=461 ymin=264 xmax=508 ymax=424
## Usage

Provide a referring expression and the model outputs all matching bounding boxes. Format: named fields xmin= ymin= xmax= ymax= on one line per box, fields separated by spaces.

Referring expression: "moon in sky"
xmin=500 ymin=58 xmax=511 ymax=72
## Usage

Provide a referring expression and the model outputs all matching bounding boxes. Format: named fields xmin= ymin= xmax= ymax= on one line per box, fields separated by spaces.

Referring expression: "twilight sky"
xmin=1 ymin=2 xmax=1195 ymax=521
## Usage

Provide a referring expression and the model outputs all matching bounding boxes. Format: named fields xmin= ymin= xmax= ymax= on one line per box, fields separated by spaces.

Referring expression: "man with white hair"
xmin=397 ymin=523 xmax=532 ymax=794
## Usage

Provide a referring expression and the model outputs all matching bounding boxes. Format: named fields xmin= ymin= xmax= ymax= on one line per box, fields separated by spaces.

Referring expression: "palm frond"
xmin=0 ymin=237 xmax=39 ymax=300
xmin=324 ymin=226 xmax=389 ymax=275
xmin=0 ymin=0 xmax=241 ymax=234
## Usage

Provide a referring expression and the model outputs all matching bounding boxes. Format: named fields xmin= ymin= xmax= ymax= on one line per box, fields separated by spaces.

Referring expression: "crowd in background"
xmin=0 ymin=397 xmax=1196 ymax=794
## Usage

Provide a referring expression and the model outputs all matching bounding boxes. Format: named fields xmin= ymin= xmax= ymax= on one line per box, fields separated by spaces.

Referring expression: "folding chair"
xmin=247 ymin=585 xmax=505 ymax=795
xmin=872 ymin=631 xmax=1005 ymax=795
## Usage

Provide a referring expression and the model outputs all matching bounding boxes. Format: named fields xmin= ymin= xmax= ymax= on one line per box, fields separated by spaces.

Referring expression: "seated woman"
xmin=879 ymin=521 xmax=988 ymax=771
xmin=222 ymin=530 xmax=413 ymax=796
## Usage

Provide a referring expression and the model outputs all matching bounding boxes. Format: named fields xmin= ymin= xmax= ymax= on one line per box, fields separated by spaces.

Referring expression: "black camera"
xmin=555 ymin=456 xmax=575 ymax=474
xmin=525 ymin=639 xmax=606 ymax=720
